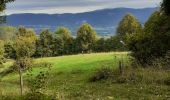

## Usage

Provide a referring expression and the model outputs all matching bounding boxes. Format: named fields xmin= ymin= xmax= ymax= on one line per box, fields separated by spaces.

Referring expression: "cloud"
xmin=6 ymin=0 xmax=161 ymax=15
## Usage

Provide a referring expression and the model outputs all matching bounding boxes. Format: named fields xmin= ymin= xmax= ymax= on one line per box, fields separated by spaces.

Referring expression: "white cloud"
xmin=6 ymin=0 xmax=162 ymax=15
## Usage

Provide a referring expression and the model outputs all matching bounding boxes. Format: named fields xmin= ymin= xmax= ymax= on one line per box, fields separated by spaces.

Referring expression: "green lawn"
xmin=0 ymin=52 xmax=169 ymax=100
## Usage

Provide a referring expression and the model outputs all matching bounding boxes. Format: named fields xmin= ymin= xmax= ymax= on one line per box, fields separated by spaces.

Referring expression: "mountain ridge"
xmin=6 ymin=7 xmax=156 ymax=36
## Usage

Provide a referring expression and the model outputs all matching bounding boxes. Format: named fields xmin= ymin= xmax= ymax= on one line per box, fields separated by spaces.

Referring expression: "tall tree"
xmin=36 ymin=29 xmax=53 ymax=57
xmin=76 ymin=23 xmax=97 ymax=53
xmin=55 ymin=27 xmax=73 ymax=55
xmin=55 ymin=27 xmax=72 ymax=41
xmin=116 ymin=13 xmax=142 ymax=41
xmin=13 ymin=27 xmax=36 ymax=96
xmin=127 ymin=11 xmax=170 ymax=66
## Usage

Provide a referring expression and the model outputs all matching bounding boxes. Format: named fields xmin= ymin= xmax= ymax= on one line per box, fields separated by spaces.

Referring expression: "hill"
xmin=6 ymin=8 xmax=156 ymax=36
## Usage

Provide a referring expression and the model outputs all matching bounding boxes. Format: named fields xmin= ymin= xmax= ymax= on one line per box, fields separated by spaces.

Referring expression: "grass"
xmin=0 ymin=52 xmax=170 ymax=100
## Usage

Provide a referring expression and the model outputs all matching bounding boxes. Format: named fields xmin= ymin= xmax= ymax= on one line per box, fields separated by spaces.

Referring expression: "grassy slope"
xmin=0 ymin=52 xmax=169 ymax=100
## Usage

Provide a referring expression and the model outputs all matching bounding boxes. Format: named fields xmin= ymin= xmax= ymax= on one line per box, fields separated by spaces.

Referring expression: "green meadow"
xmin=0 ymin=52 xmax=169 ymax=100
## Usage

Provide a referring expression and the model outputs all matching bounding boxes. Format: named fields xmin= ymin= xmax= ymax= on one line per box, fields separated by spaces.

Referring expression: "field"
xmin=0 ymin=52 xmax=170 ymax=100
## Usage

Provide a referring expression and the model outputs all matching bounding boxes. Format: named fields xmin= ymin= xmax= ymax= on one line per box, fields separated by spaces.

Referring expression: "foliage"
xmin=114 ymin=67 xmax=170 ymax=85
xmin=0 ymin=26 xmax=17 ymax=59
xmin=14 ymin=27 xmax=37 ymax=69
xmin=127 ymin=11 xmax=170 ymax=65
xmin=52 ymin=36 xmax=64 ymax=56
xmin=0 ymin=0 xmax=15 ymax=12
xmin=0 ymin=0 xmax=15 ymax=24
xmin=4 ymin=41 xmax=16 ymax=59
xmin=15 ymin=37 xmax=36 ymax=59
xmin=89 ymin=67 xmax=114 ymax=82
xmin=93 ymin=36 xmax=125 ymax=52
xmin=55 ymin=27 xmax=73 ymax=55
xmin=13 ymin=27 xmax=37 ymax=96
xmin=0 ymin=24 xmax=125 ymax=58
xmin=93 ymin=38 xmax=105 ymax=52
xmin=35 ymin=29 xmax=53 ymax=57
xmin=0 ymin=26 xmax=17 ymax=41
xmin=12 ymin=57 xmax=33 ymax=72
xmin=26 ymin=71 xmax=50 ymax=100
xmin=116 ymin=13 xmax=142 ymax=41
xmin=161 ymin=0 xmax=170 ymax=15
xmin=0 ymin=40 xmax=4 ymax=65
xmin=55 ymin=27 xmax=72 ymax=41
xmin=77 ymin=23 xmax=97 ymax=53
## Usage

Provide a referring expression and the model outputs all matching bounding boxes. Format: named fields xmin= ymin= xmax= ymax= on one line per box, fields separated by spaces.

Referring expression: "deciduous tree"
xmin=13 ymin=27 xmax=36 ymax=96
xmin=76 ymin=23 xmax=97 ymax=53
xmin=116 ymin=13 xmax=142 ymax=42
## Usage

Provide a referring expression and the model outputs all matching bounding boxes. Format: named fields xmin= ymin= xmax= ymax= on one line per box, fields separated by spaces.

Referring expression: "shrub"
xmin=114 ymin=67 xmax=170 ymax=85
xmin=32 ymin=62 xmax=52 ymax=68
xmin=26 ymin=64 xmax=54 ymax=100
xmin=23 ymin=92 xmax=55 ymax=100
xmin=89 ymin=67 xmax=114 ymax=82
xmin=164 ymin=77 xmax=170 ymax=85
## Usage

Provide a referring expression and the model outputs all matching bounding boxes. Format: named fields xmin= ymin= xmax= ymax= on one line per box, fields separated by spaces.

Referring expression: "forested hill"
xmin=6 ymin=8 xmax=156 ymax=36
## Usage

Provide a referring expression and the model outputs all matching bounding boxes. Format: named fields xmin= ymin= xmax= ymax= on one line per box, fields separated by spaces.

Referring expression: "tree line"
xmin=0 ymin=23 xmax=125 ymax=59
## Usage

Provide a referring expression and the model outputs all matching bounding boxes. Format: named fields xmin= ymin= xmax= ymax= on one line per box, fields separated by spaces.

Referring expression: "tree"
xmin=0 ymin=0 xmax=15 ymax=24
xmin=13 ymin=27 xmax=36 ymax=96
xmin=35 ymin=29 xmax=53 ymax=57
xmin=76 ymin=23 xmax=97 ymax=53
xmin=52 ymin=36 xmax=64 ymax=56
xmin=55 ymin=27 xmax=72 ymax=41
xmin=0 ymin=26 xmax=17 ymax=41
xmin=55 ymin=27 xmax=73 ymax=55
xmin=161 ymin=0 xmax=170 ymax=15
xmin=127 ymin=11 xmax=170 ymax=66
xmin=116 ymin=13 xmax=142 ymax=41
xmin=4 ymin=41 xmax=16 ymax=59
xmin=0 ymin=0 xmax=15 ymax=12
xmin=93 ymin=38 xmax=106 ymax=52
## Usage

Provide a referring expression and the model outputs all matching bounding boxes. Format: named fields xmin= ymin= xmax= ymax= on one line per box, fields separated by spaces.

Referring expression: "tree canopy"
xmin=127 ymin=10 xmax=170 ymax=66
xmin=55 ymin=27 xmax=72 ymax=41
xmin=161 ymin=0 xmax=170 ymax=15
xmin=0 ymin=0 xmax=15 ymax=12
xmin=77 ymin=23 xmax=97 ymax=53
xmin=14 ymin=27 xmax=37 ymax=59
xmin=116 ymin=13 xmax=142 ymax=41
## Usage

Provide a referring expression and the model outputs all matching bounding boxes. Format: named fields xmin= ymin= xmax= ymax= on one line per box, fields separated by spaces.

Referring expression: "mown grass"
xmin=0 ymin=52 xmax=170 ymax=100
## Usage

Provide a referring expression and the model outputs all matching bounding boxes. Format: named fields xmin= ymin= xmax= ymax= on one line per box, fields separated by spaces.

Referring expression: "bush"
xmin=32 ymin=62 xmax=52 ymax=68
xmin=164 ymin=77 xmax=170 ymax=85
xmin=23 ymin=92 xmax=55 ymax=100
xmin=25 ymin=65 xmax=54 ymax=100
xmin=89 ymin=67 xmax=114 ymax=82
xmin=114 ymin=67 xmax=170 ymax=85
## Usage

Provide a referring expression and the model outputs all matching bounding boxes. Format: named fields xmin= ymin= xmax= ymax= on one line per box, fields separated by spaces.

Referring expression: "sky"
xmin=6 ymin=0 xmax=162 ymax=15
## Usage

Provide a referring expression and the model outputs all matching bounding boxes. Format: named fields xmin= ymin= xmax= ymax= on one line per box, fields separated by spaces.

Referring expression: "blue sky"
xmin=6 ymin=0 xmax=161 ymax=15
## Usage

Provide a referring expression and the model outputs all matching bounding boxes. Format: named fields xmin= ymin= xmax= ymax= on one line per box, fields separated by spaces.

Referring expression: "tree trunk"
xmin=19 ymin=68 xmax=23 ymax=96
